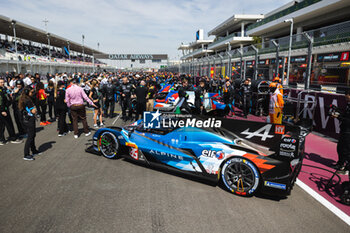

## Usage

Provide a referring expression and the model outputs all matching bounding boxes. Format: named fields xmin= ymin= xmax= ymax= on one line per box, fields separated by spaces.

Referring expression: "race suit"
xmin=269 ymin=89 xmax=284 ymax=124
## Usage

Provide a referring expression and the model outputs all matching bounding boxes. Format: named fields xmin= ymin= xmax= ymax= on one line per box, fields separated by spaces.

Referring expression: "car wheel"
xmin=221 ymin=157 xmax=260 ymax=196
xmin=98 ymin=132 xmax=120 ymax=159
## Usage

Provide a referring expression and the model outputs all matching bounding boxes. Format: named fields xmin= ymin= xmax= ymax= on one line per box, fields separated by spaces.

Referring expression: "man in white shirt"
xmin=23 ymin=74 xmax=31 ymax=86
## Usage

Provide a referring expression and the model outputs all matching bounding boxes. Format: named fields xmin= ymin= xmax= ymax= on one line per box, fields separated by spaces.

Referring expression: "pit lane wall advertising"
xmin=286 ymin=88 xmax=347 ymax=139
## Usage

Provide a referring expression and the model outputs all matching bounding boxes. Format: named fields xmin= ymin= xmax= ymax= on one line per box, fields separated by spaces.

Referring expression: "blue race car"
xmin=87 ymin=118 xmax=307 ymax=197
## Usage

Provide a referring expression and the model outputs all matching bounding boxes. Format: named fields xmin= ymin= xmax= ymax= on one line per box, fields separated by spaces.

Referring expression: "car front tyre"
xmin=98 ymin=132 xmax=120 ymax=159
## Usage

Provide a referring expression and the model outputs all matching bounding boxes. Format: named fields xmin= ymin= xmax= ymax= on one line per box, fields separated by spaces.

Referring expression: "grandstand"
xmin=0 ymin=15 xmax=112 ymax=75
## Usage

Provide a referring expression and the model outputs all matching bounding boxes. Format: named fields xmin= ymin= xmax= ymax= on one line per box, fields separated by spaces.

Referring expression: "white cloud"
xmin=1 ymin=0 xmax=291 ymax=60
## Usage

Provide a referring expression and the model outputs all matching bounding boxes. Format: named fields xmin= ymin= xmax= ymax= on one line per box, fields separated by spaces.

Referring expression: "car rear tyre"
xmin=221 ymin=157 xmax=260 ymax=196
xmin=99 ymin=132 xmax=120 ymax=159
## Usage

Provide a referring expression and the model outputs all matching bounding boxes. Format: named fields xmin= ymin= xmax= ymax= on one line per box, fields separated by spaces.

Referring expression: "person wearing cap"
xmin=65 ymin=78 xmax=97 ymax=138
xmin=273 ymin=77 xmax=283 ymax=95
xmin=268 ymin=82 xmax=284 ymax=124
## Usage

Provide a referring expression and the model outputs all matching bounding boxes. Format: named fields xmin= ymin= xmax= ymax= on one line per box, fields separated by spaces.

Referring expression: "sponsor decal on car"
xmin=280 ymin=143 xmax=296 ymax=152
xmin=201 ymin=150 xmax=225 ymax=160
xmin=241 ymin=125 xmax=274 ymax=141
xmin=149 ymin=149 xmax=184 ymax=160
xmin=130 ymin=148 xmax=139 ymax=160
xmin=275 ymin=125 xmax=285 ymax=135
xmin=215 ymin=151 xmax=225 ymax=160
xmin=264 ymin=181 xmax=286 ymax=190
xmin=279 ymin=151 xmax=295 ymax=157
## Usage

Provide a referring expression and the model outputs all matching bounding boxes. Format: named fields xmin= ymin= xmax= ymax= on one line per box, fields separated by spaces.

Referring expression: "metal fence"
xmin=172 ymin=20 xmax=350 ymax=91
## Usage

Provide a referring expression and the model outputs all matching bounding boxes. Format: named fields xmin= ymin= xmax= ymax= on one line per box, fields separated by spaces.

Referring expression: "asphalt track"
xmin=0 ymin=107 xmax=349 ymax=233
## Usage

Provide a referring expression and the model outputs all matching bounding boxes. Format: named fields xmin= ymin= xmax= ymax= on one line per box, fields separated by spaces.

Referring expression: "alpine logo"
xmin=241 ymin=125 xmax=274 ymax=141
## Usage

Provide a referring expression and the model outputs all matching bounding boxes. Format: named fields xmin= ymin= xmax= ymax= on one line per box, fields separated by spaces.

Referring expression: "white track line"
xmin=296 ymin=179 xmax=350 ymax=226
xmin=112 ymin=114 xmax=121 ymax=125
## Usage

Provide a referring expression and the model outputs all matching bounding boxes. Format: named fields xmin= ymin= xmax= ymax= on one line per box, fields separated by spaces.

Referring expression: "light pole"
xmin=205 ymin=56 xmax=210 ymax=77
xmin=225 ymin=42 xmax=232 ymax=78
xmin=67 ymin=41 xmax=71 ymax=61
xmin=47 ymin=33 xmax=51 ymax=74
xmin=82 ymin=34 xmax=85 ymax=73
xmin=97 ymin=42 xmax=100 ymax=51
xmin=11 ymin=20 xmax=19 ymax=73
xmin=284 ymin=18 xmax=294 ymax=86
xmin=238 ymin=47 xmax=243 ymax=79
xmin=251 ymin=45 xmax=258 ymax=80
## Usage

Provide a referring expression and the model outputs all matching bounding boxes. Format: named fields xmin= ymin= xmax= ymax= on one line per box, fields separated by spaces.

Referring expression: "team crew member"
xmin=18 ymin=87 xmax=40 ymax=160
xmin=0 ymin=78 xmax=22 ymax=145
xmin=119 ymin=77 xmax=134 ymax=121
xmin=36 ymin=82 xmax=50 ymax=126
xmin=46 ymin=80 xmax=56 ymax=121
xmin=89 ymin=80 xmax=103 ymax=128
xmin=268 ymin=82 xmax=284 ymax=124
xmin=134 ymin=81 xmax=147 ymax=121
xmin=101 ymin=77 xmax=117 ymax=118
xmin=241 ymin=79 xmax=252 ymax=118
xmin=146 ymin=82 xmax=156 ymax=112
xmin=56 ymin=81 xmax=68 ymax=136
xmin=178 ymin=79 xmax=193 ymax=112
xmin=65 ymin=78 xmax=96 ymax=138
xmin=331 ymin=89 xmax=350 ymax=171
xmin=195 ymin=79 xmax=206 ymax=115
xmin=272 ymin=77 xmax=283 ymax=95
xmin=222 ymin=80 xmax=235 ymax=117
xmin=12 ymin=80 xmax=26 ymax=136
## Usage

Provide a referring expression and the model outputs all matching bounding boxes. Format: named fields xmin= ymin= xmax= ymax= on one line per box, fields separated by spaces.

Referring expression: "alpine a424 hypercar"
xmin=86 ymin=116 xmax=308 ymax=197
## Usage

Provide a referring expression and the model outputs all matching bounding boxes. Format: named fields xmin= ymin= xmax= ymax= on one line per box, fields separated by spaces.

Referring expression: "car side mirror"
xmin=128 ymin=128 xmax=135 ymax=138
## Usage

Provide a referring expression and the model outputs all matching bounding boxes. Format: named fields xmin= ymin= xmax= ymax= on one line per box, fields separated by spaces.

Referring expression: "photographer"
xmin=331 ymin=89 xmax=350 ymax=171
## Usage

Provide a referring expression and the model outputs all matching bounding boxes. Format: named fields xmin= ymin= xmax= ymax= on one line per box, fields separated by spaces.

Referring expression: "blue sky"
xmin=1 ymin=0 xmax=291 ymax=60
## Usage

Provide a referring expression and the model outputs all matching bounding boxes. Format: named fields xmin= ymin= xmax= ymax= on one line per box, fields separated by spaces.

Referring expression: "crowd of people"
xmin=0 ymin=38 xmax=104 ymax=64
xmin=0 ymin=70 xmax=349 ymax=182
xmin=1 ymin=71 xmax=285 ymax=139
